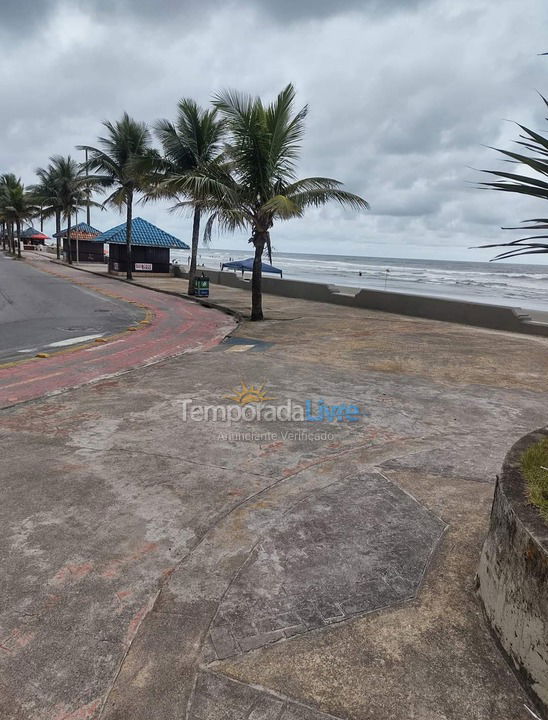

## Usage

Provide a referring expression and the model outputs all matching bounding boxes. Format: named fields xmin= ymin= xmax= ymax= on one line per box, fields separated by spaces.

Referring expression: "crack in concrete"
xmin=197 ymin=669 xmax=349 ymax=720
xmin=96 ymin=437 xmax=448 ymax=718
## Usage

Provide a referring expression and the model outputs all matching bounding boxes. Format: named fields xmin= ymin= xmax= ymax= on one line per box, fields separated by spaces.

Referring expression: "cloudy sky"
xmin=2 ymin=0 xmax=548 ymax=262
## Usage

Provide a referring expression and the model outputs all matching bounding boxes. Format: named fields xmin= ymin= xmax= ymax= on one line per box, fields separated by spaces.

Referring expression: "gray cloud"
xmin=248 ymin=0 xmax=432 ymax=21
xmin=1 ymin=0 xmax=433 ymax=38
xmin=1 ymin=0 xmax=548 ymax=262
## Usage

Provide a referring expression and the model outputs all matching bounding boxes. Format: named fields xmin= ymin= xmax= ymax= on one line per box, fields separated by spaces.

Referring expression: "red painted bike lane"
xmin=0 ymin=258 xmax=236 ymax=408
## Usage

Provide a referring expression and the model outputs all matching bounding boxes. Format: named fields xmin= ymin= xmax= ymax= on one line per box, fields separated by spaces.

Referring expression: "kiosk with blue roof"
xmin=53 ymin=222 xmax=103 ymax=262
xmin=92 ymin=217 xmax=189 ymax=274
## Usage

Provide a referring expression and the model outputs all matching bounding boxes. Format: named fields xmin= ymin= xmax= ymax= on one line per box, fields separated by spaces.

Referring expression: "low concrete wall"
xmin=108 ymin=270 xmax=169 ymax=278
xmin=477 ymin=428 xmax=548 ymax=717
xmin=186 ymin=268 xmax=548 ymax=337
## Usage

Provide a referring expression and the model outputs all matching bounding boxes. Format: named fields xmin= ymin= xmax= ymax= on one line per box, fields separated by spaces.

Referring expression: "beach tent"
xmin=221 ymin=257 xmax=283 ymax=277
xmin=91 ymin=217 xmax=189 ymax=274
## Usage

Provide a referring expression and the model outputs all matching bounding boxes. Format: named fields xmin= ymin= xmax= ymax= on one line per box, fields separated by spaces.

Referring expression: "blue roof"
xmin=221 ymin=257 xmax=283 ymax=276
xmin=92 ymin=217 xmax=189 ymax=249
xmin=53 ymin=222 xmax=102 ymax=238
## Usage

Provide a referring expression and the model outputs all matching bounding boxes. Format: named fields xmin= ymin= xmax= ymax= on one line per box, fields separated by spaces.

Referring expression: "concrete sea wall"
xmin=186 ymin=269 xmax=548 ymax=336
xmin=477 ymin=428 xmax=548 ymax=717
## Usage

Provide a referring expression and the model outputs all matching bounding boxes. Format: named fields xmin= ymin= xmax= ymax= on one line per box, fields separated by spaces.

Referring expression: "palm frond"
xmin=261 ymin=194 xmax=302 ymax=219
xmin=78 ymin=113 xmax=153 ymax=200
xmin=266 ymin=84 xmax=308 ymax=178
xmin=478 ymin=95 xmax=548 ymax=260
xmin=289 ymin=187 xmax=370 ymax=211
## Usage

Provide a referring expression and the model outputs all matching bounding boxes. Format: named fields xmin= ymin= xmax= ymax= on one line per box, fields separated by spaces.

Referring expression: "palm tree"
xmin=31 ymin=158 xmax=64 ymax=259
xmin=477 ymin=94 xmax=548 ymax=260
xmin=0 ymin=174 xmax=37 ymax=258
xmin=31 ymin=156 xmax=101 ymax=262
xmin=0 ymin=174 xmax=20 ymax=254
xmin=56 ymin=156 xmax=99 ymax=264
xmin=79 ymin=113 xmax=155 ymax=280
xmin=151 ymin=99 xmax=225 ymax=295
xmin=0 ymin=215 xmax=6 ymax=252
xmin=179 ymin=84 xmax=369 ymax=320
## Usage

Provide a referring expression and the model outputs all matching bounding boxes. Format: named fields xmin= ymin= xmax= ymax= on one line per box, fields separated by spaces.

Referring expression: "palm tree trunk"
xmin=55 ymin=210 xmax=61 ymax=259
xmin=126 ymin=187 xmax=133 ymax=281
xmin=251 ymin=233 xmax=266 ymax=321
xmin=66 ymin=213 xmax=72 ymax=264
xmin=16 ymin=219 xmax=21 ymax=258
xmin=187 ymin=205 xmax=201 ymax=295
xmin=9 ymin=222 xmax=14 ymax=254
xmin=1 ymin=222 xmax=5 ymax=251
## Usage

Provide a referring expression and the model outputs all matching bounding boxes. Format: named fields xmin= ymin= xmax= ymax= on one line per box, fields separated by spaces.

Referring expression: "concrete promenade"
xmin=1 ymin=258 xmax=548 ymax=718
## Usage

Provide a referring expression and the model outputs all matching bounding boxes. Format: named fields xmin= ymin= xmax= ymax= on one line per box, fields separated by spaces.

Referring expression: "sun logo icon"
xmin=225 ymin=382 xmax=275 ymax=405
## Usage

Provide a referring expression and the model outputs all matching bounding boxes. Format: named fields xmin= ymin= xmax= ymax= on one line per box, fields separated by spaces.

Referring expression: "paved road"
xmin=0 ymin=254 xmax=142 ymax=362
xmin=1 ymin=282 xmax=547 ymax=719
xmin=0 ymin=255 xmax=236 ymax=408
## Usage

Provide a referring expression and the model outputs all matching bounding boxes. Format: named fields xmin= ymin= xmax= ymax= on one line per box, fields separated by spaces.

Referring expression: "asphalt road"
xmin=0 ymin=254 xmax=142 ymax=362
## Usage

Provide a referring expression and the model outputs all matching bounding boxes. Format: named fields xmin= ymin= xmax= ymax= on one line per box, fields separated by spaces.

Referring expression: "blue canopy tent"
xmin=221 ymin=257 xmax=283 ymax=278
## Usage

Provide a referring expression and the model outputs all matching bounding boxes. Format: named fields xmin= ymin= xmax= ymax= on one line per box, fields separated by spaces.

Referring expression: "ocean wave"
xmin=172 ymin=248 xmax=548 ymax=311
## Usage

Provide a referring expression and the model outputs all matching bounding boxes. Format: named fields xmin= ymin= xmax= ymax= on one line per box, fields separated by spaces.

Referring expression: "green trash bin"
xmin=194 ymin=274 xmax=210 ymax=297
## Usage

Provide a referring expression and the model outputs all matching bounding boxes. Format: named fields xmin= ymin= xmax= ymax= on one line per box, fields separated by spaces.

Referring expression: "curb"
xmin=46 ymin=258 xmax=244 ymax=327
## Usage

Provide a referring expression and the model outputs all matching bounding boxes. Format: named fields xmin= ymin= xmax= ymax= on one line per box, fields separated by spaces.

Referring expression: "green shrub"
xmin=521 ymin=437 xmax=548 ymax=521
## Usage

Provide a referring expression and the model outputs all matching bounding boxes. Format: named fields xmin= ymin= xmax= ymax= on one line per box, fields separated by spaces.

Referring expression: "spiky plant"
xmin=477 ymin=94 xmax=548 ymax=260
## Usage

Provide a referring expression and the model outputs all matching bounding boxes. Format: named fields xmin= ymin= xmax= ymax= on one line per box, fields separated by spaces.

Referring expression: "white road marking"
xmin=17 ymin=348 xmax=38 ymax=353
xmin=46 ymin=334 xmax=103 ymax=348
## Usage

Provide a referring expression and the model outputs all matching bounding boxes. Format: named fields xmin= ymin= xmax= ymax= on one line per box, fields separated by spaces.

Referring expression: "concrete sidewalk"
xmin=1 ymin=263 xmax=548 ymax=719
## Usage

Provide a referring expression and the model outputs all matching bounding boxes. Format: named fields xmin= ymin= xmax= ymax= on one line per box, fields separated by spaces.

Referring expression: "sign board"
xmin=135 ymin=263 xmax=153 ymax=271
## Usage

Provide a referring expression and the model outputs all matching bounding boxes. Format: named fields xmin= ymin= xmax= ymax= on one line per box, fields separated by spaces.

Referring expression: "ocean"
xmin=170 ymin=248 xmax=548 ymax=312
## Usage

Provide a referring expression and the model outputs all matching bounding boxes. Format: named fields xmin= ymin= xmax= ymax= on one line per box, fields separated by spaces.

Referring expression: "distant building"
xmin=53 ymin=223 xmax=103 ymax=263
xmin=91 ymin=217 xmax=189 ymax=274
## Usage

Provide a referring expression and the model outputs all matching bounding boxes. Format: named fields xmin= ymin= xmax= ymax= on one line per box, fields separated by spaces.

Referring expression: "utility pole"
xmin=85 ymin=148 xmax=91 ymax=226
xmin=75 ymin=207 xmax=79 ymax=263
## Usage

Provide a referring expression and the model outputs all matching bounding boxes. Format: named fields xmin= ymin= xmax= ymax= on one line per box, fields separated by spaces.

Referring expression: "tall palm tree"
xmin=477 ymin=94 xmax=548 ymax=260
xmin=0 ymin=174 xmax=20 ymax=254
xmin=79 ymin=113 xmax=155 ymax=280
xmin=179 ymin=84 xmax=369 ymax=320
xmin=31 ymin=156 xmax=101 ymax=262
xmin=56 ymin=156 xmax=99 ymax=264
xmin=31 ymin=158 xmax=64 ymax=259
xmin=0 ymin=174 xmax=37 ymax=258
xmin=151 ymin=99 xmax=225 ymax=295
